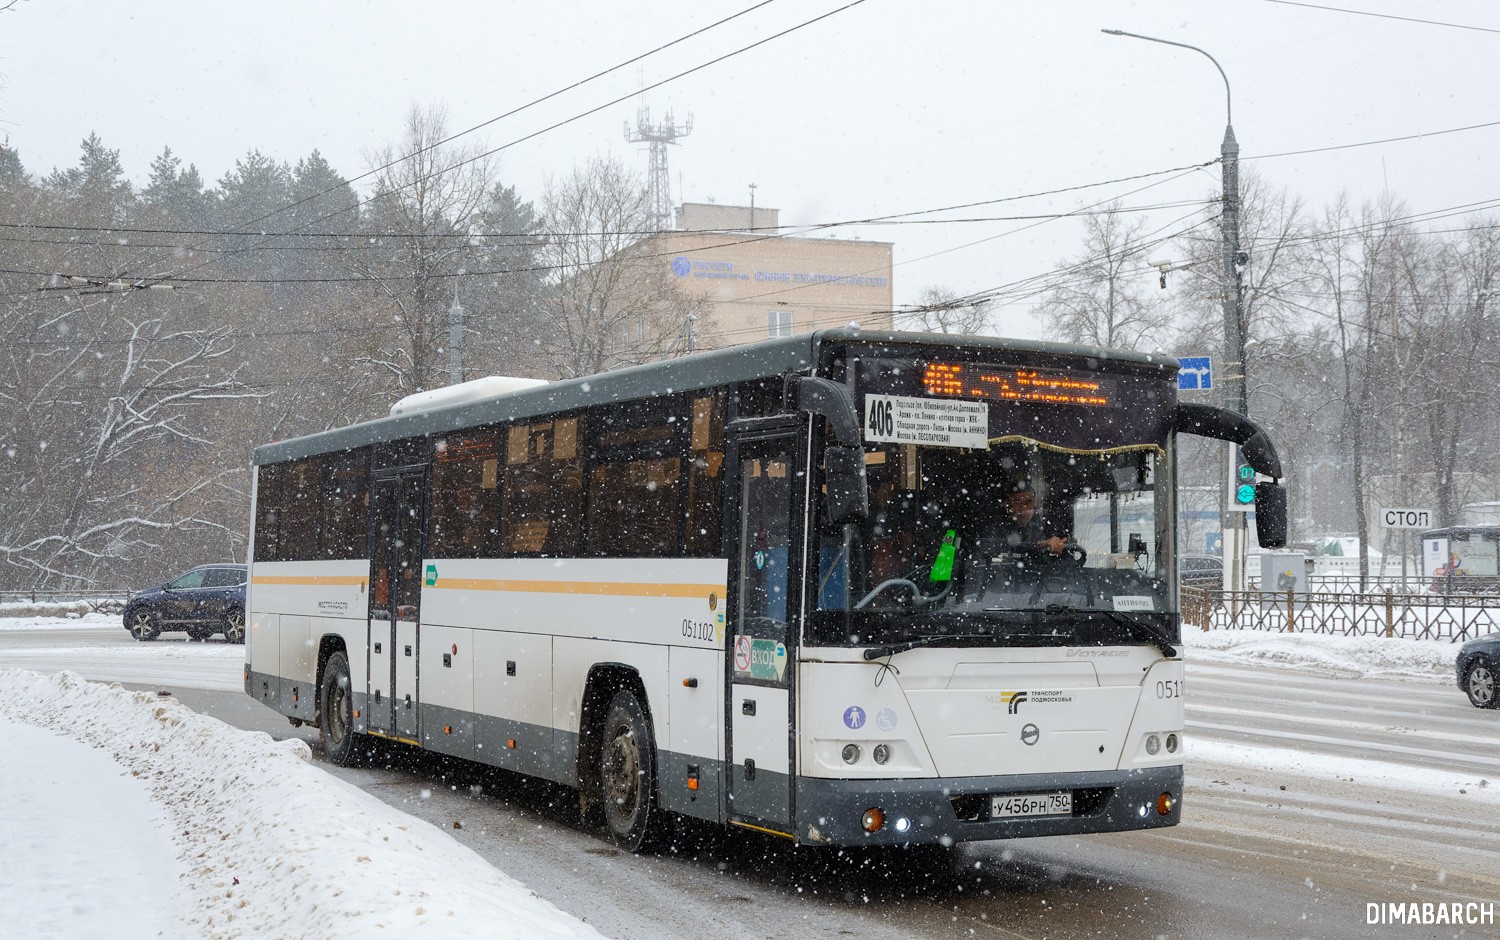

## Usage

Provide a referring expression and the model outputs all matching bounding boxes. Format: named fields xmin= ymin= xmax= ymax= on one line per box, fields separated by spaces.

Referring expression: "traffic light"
xmin=1227 ymin=446 xmax=1256 ymax=512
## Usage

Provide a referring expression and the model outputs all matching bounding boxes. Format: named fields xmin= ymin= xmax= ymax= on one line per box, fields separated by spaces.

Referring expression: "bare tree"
xmin=897 ymin=286 xmax=991 ymax=334
xmin=1037 ymin=203 xmax=1173 ymax=350
xmin=0 ymin=289 xmax=261 ymax=588
xmin=353 ymin=104 xmax=496 ymax=392
xmin=536 ymin=156 xmax=707 ymax=378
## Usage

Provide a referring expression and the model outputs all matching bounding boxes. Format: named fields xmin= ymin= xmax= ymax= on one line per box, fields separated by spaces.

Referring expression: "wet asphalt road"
xmin=3 ymin=624 xmax=1498 ymax=940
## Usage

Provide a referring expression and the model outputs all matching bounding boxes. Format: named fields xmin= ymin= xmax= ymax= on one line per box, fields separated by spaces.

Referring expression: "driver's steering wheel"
xmin=1060 ymin=541 xmax=1087 ymax=566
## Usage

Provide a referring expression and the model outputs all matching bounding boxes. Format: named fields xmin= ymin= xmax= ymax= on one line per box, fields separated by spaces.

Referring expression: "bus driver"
xmin=994 ymin=483 xmax=1069 ymax=556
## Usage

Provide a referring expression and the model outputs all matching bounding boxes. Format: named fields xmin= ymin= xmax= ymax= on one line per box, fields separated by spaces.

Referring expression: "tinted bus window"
xmin=684 ymin=389 xmax=727 ymax=557
xmin=501 ymin=418 xmax=583 ymax=556
xmin=280 ymin=457 xmax=322 ymax=561
xmin=429 ymin=430 xmax=501 ymax=558
xmin=321 ymin=448 xmax=369 ymax=559
xmin=253 ymin=463 xmax=284 ymax=562
xmin=585 ymin=399 xmax=685 ymax=557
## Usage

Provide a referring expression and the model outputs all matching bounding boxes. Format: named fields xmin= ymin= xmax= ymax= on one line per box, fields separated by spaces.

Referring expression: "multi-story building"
xmin=651 ymin=201 xmax=894 ymax=348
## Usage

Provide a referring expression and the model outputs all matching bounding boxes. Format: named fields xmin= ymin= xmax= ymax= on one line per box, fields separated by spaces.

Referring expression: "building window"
xmin=767 ymin=309 xmax=794 ymax=337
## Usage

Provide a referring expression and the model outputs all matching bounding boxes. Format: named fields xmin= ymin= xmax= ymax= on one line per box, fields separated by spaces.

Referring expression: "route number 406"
xmin=867 ymin=398 xmax=894 ymax=438
xmin=1155 ymin=679 xmax=1183 ymax=699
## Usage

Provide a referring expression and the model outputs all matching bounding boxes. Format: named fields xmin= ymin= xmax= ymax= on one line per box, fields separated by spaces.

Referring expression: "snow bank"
xmin=0 ymin=604 xmax=104 ymax=622
xmin=0 ymin=669 xmax=604 ymax=940
xmin=1190 ymin=737 xmax=1500 ymax=806
xmin=1181 ymin=628 xmax=1468 ymax=682
xmin=0 ymin=599 xmax=126 ymax=618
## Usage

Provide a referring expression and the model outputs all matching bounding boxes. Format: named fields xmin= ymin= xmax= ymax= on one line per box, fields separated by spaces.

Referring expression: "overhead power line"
xmin=152 ymin=1 xmax=873 ymax=286
xmin=1261 ymin=0 xmax=1500 ymax=36
xmin=129 ymin=0 xmax=783 ymax=272
xmin=0 ymin=199 xmax=1214 ymax=252
xmin=1245 ymin=118 xmax=1500 ymax=162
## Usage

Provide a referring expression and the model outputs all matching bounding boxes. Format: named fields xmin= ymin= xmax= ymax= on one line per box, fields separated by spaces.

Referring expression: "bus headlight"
xmin=872 ymin=744 xmax=891 ymax=764
xmin=1165 ymin=733 xmax=1179 ymax=754
xmin=842 ymin=744 xmax=861 ymax=764
xmin=861 ymin=808 xmax=885 ymax=832
xmin=1145 ymin=734 xmax=1161 ymax=755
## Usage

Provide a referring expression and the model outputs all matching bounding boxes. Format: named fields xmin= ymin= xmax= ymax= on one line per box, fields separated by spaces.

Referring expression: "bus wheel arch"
xmin=314 ymin=634 xmax=348 ymax=728
xmin=577 ymin=665 xmax=665 ymax=851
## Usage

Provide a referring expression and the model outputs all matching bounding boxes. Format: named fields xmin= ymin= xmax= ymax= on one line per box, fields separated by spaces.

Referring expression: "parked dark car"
xmin=1457 ymin=632 xmax=1499 ymax=709
xmin=123 ymin=565 xmax=247 ymax=643
xmin=1179 ymin=554 xmax=1223 ymax=590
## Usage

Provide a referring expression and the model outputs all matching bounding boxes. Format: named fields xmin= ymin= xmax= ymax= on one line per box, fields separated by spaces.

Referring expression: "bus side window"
xmin=501 ymin=419 xmax=582 ymax=556
xmin=321 ymin=448 xmax=369 ymax=559
xmin=429 ymin=430 xmax=501 ymax=559
xmin=684 ymin=389 xmax=727 ymax=557
xmin=280 ymin=457 xmax=322 ymax=561
xmin=584 ymin=398 xmax=685 ymax=558
xmin=254 ymin=463 xmax=284 ymax=563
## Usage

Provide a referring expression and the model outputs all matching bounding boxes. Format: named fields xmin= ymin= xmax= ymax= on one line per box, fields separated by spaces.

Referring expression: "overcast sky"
xmin=2 ymin=0 xmax=1495 ymax=341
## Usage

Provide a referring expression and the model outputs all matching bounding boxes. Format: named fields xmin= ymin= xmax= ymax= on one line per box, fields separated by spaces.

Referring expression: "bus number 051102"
xmin=1155 ymin=680 xmax=1182 ymax=699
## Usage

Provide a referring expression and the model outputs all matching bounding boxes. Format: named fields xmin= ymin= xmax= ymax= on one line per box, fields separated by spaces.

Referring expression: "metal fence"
xmin=0 ymin=590 xmax=131 ymax=615
xmin=1181 ymin=586 xmax=1500 ymax=642
xmin=1245 ymin=574 xmax=1499 ymax=595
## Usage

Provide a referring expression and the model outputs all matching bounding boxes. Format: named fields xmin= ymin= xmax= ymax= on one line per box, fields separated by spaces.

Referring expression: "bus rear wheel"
xmin=600 ymin=689 xmax=666 ymax=853
xmin=320 ymin=651 xmax=368 ymax=766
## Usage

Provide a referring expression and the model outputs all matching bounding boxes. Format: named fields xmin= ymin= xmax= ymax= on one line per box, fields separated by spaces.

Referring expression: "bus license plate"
xmin=991 ymin=791 xmax=1072 ymax=818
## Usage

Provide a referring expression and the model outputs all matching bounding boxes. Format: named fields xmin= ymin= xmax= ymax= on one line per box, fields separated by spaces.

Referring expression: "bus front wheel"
xmin=600 ymin=689 xmax=666 ymax=853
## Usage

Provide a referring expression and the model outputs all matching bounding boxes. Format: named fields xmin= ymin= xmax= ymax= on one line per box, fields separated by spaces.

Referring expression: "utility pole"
xmin=748 ymin=182 xmax=757 ymax=232
xmin=1105 ymin=29 xmax=1250 ymax=591
xmin=447 ymin=290 xmax=465 ymax=386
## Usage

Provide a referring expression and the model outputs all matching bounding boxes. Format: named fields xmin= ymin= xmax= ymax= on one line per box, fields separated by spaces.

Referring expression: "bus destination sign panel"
xmin=864 ymin=393 xmax=989 ymax=449
xmin=923 ymin=363 xmax=1114 ymax=407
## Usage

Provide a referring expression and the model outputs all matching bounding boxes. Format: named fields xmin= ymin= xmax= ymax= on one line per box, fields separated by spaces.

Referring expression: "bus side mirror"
xmin=824 ymin=446 xmax=868 ymax=525
xmin=1255 ymin=482 xmax=1288 ymax=549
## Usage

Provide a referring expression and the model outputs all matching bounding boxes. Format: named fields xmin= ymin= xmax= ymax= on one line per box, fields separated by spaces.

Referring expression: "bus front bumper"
xmin=796 ymin=765 xmax=1182 ymax=847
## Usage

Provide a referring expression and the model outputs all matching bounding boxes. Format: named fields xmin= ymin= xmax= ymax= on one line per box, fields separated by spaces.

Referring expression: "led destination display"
xmin=922 ymin=363 xmax=1114 ymax=407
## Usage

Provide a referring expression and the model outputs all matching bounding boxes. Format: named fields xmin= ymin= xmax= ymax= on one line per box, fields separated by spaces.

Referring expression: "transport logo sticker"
xmin=876 ymin=708 xmax=898 ymax=731
xmin=1002 ymin=691 xmax=1028 ymax=714
xmin=424 ymin=564 xmax=438 ymax=587
xmin=843 ymin=706 xmax=866 ymax=730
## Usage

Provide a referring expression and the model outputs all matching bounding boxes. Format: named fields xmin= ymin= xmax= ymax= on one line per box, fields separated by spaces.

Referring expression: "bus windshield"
xmin=811 ymin=437 xmax=1176 ymax=648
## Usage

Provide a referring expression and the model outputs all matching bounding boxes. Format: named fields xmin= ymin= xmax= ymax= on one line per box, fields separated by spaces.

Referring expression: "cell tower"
xmin=625 ymin=104 xmax=692 ymax=230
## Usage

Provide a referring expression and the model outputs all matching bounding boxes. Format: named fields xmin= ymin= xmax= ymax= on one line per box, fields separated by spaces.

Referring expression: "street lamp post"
xmin=1103 ymin=29 xmax=1251 ymax=591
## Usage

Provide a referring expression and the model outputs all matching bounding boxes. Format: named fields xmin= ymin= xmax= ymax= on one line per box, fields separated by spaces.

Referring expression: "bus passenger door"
xmin=725 ymin=424 xmax=803 ymax=833
xmin=369 ymin=471 xmax=426 ymax=741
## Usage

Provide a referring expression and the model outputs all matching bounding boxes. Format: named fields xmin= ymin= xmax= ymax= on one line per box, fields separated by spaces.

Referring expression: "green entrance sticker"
xmin=736 ymin=638 xmax=787 ymax=682
xmin=424 ymin=564 xmax=438 ymax=587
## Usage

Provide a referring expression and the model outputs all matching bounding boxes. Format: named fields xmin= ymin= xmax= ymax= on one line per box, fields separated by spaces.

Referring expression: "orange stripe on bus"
xmin=431 ymin=578 xmax=719 ymax=599
xmin=252 ymin=575 xmax=368 ymax=587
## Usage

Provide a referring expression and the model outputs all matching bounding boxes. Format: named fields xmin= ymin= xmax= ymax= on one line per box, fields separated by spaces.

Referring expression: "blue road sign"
xmin=1178 ymin=357 xmax=1212 ymax=390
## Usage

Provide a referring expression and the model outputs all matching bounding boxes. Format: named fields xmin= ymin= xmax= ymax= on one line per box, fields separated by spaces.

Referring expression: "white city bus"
xmin=245 ymin=329 xmax=1286 ymax=851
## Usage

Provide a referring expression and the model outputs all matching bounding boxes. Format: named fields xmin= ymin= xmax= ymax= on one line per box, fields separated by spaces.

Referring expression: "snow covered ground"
xmin=0 ymin=721 xmax=186 ymax=940
xmin=0 ymin=669 xmax=604 ymax=940
xmin=1180 ymin=625 xmax=1468 ymax=682
xmin=0 ymin=613 xmax=244 ymax=691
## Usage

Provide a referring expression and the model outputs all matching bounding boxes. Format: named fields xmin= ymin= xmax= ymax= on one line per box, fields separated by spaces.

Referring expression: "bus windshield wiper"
xmin=1043 ymin=604 xmax=1177 ymax=658
xmin=862 ymin=632 xmax=1027 ymax=661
